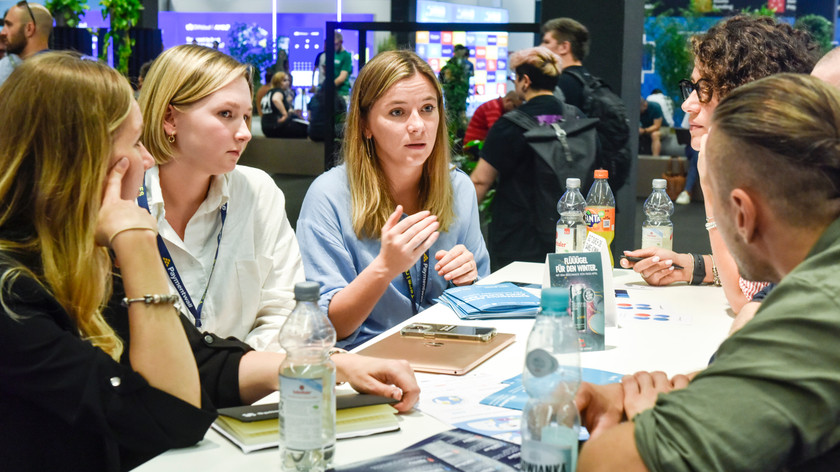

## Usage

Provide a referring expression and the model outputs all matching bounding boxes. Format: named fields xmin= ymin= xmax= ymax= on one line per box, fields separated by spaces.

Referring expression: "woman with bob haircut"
xmin=138 ymin=44 xmax=302 ymax=350
xmin=137 ymin=45 xmax=420 ymax=410
xmin=621 ymin=15 xmax=819 ymax=318
xmin=296 ymin=50 xmax=490 ymax=349
xmin=0 ymin=51 xmax=213 ymax=471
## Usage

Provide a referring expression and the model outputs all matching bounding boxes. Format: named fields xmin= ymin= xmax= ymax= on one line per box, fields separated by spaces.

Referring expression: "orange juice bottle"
xmin=584 ymin=169 xmax=616 ymax=266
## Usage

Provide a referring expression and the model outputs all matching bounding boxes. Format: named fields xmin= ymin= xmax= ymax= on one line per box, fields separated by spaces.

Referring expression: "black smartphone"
xmin=400 ymin=323 xmax=497 ymax=342
xmin=621 ymin=255 xmax=684 ymax=270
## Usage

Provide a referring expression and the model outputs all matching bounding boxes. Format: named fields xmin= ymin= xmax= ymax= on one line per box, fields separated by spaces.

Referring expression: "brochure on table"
xmin=335 ymin=428 xmax=520 ymax=471
xmin=543 ymin=233 xmax=615 ymax=352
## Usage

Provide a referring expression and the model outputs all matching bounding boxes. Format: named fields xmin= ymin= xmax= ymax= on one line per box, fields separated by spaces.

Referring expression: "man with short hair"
xmin=0 ymin=2 xmax=52 ymax=87
xmin=313 ymin=32 xmax=353 ymax=97
xmin=577 ymin=73 xmax=840 ymax=471
xmin=541 ymin=16 xmax=632 ymax=190
xmin=541 ymin=17 xmax=590 ymax=108
xmin=463 ymin=91 xmax=522 ymax=144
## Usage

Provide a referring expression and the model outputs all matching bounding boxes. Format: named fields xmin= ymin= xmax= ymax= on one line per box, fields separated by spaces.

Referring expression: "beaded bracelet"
xmin=710 ymin=254 xmax=722 ymax=287
xmin=121 ymin=293 xmax=180 ymax=308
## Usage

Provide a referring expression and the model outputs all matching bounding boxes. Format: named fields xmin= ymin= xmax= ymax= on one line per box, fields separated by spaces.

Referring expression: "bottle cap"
xmin=540 ymin=287 xmax=570 ymax=314
xmin=294 ymin=281 xmax=321 ymax=301
xmin=652 ymin=178 xmax=667 ymax=189
xmin=594 ymin=169 xmax=609 ymax=179
xmin=565 ymin=177 xmax=581 ymax=188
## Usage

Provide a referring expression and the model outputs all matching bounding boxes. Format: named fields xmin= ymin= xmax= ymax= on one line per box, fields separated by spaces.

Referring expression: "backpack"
xmin=564 ymin=69 xmax=632 ymax=191
xmin=502 ymin=105 xmax=599 ymax=250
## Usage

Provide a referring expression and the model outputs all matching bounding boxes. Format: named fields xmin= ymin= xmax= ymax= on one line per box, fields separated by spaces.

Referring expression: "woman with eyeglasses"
xmin=621 ymin=15 xmax=818 ymax=318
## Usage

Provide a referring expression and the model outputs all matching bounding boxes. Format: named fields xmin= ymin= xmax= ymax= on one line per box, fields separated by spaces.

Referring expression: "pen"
xmin=621 ymin=255 xmax=684 ymax=270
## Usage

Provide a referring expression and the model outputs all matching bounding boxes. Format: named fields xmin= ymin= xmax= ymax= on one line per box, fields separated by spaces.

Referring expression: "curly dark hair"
xmin=691 ymin=15 xmax=820 ymax=101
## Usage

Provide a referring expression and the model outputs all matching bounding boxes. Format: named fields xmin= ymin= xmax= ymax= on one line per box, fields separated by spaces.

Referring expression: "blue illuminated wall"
xmin=158 ymin=11 xmax=373 ymax=87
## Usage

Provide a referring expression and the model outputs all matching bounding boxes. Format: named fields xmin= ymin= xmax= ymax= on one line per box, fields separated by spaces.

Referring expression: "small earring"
xmin=168 ymin=134 xmax=175 ymax=144
xmin=364 ymin=137 xmax=375 ymax=159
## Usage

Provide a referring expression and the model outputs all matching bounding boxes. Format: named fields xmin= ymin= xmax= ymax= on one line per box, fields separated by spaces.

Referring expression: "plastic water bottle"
xmin=278 ymin=282 xmax=337 ymax=472
xmin=556 ymin=178 xmax=587 ymax=254
xmin=521 ymin=288 xmax=581 ymax=472
xmin=641 ymin=178 xmax=674 ymax=250
xmin=585 ymin=169 xmax=616 ymax=266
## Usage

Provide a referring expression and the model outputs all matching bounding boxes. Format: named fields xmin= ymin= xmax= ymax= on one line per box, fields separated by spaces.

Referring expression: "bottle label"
xmin=279 ymin=375 xmax=325 ymax=450
xmin=555 ymin=225 xmax=575 ymax=253
xmin=521 ymin=439 xmax=572 ymax=472
xmin=584 ymin=206 xmax=615 ymax=233
xmin=526 ymin=348 xmax=559 ymax=377
xmin=641 ymin=225 xmax=673 ymax=250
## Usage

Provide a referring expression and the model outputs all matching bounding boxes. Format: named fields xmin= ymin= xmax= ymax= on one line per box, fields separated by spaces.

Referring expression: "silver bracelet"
xmin=121 ymin=294 xmax=180 ymax=307
xmin=705 ymin=216 xmax=717 ymax=231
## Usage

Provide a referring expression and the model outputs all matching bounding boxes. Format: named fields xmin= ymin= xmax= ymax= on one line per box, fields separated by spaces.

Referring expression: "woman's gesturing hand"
xmin=376 ymin=205 xmax=440 ymax=276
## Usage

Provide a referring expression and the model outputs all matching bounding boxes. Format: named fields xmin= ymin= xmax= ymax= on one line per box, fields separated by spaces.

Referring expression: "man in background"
xmin=645 ymin=88 xmax=674 ymax=127
xmin=541 ymin=17 xmax=590 ymax=108
xmin=313 ymin=32 xmax=352 ymax=98
xmin=463 ymin=91 xmax=522 ymax=144
xmin=0 ymin=2 xmax=52 ymax=87
xmin=639 ymin=96 xmax=663 ymax=156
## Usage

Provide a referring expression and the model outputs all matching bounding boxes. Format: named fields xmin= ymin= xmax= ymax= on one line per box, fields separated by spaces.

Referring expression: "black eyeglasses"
xmin=678 ymin=78 xmax=713 ymax=103
xmin=17 ymin=1 xmax=36 ymax=27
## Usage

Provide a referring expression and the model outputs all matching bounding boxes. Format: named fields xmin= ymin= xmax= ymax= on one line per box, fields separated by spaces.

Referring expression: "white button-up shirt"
xmin=144 ymin=165 xmax=304 ymax=350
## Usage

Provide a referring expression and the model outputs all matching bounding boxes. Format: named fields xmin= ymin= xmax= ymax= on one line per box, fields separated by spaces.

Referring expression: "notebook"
xmin=212 ymin=394 xmax=401 ymax=453
xmin=357 ymin=331 xmax=516 ymax=376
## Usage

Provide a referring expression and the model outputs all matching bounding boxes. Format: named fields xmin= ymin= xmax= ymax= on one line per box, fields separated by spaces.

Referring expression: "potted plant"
xmin=45 ymin=0 xmax=88 ymax=27
xmin=99 ymin=0 xmax=143 ymax=75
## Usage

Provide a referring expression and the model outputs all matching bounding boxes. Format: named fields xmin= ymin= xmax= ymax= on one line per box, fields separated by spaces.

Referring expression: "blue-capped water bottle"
xmin=521 ymin=287 xmax=581 ymax=472
xmin=277 ymin=282 xmax=337 ymax=472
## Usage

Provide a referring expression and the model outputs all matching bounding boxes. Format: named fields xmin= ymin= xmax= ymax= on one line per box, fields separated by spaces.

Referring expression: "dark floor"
xmin=272 ymin=173 xmax=712 ymax=255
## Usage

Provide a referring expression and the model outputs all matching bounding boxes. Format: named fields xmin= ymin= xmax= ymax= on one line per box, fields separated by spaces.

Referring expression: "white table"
xmin=136 ymin=262 xmax=732 ymax=471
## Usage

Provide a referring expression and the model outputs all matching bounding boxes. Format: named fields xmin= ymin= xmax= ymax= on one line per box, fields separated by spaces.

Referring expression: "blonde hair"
xmin=0 ymin=52 xmax=134 ymax=360
xmin=344 ymin=50 xmax=454 ymax=239
xmin=139 ymin=45 xmax=252 ymax=165
xmin=270 ymin=71 xmax=289 ymax=89
xmin=509 ymin=47 xmax=562 ymax=91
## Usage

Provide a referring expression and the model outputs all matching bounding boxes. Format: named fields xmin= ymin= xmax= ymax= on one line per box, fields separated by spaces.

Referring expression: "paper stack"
xmin=438 ymin=282 xmax=540 ymax=320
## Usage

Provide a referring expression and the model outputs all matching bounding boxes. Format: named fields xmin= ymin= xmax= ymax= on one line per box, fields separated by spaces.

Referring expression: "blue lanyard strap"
xmin=403 ymin=252 xmax=429 ymax=315
xmin=137 ymin=184 xmax=227 ymax=328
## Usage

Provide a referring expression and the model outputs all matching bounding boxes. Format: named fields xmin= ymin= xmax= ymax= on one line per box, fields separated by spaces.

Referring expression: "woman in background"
xmin=297 ymin=50 xmax=490 ymax=349
xmin=260 ymin=71 xmax=308 ymax=138
xmin=0 ymin=52 xmax=212 ymax=471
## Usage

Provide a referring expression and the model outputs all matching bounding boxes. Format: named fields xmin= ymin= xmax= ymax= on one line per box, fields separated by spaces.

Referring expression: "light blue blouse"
xmin=296 ymin=164 xmax=491 ymax=349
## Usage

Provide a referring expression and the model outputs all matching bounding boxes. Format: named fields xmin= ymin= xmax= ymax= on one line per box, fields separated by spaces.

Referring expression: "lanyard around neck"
xmin=136 ymin=183 xmax=227 ymax=328
xmin=403 ymin=252 xmax=430 ymax=315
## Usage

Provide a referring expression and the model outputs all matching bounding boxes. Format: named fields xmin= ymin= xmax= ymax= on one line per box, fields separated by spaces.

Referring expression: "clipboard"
xmin=357 ymin=331 xmax=516 ymax=376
